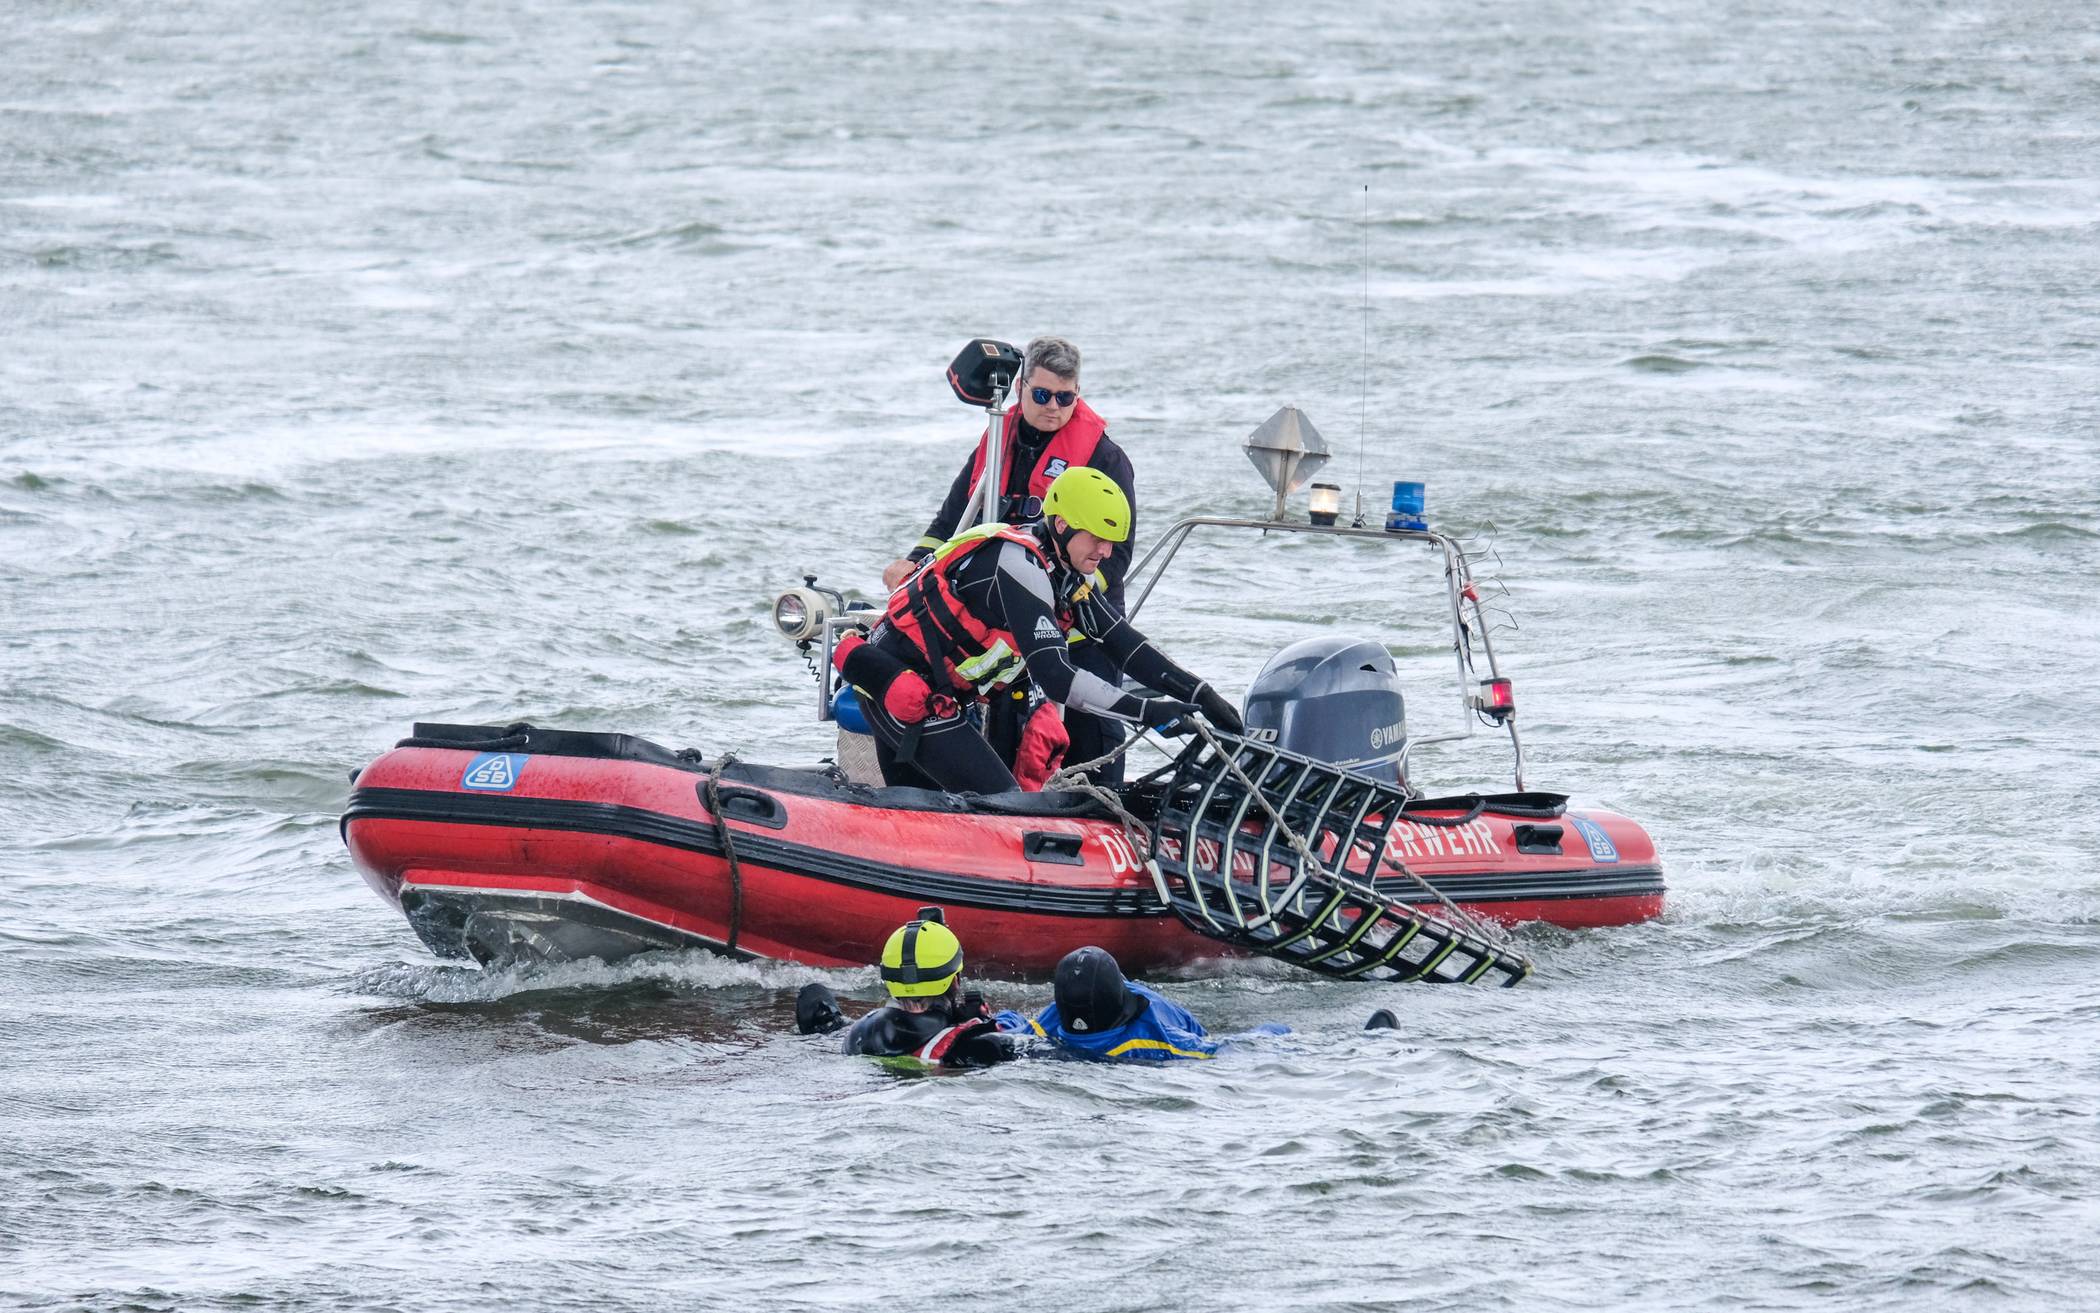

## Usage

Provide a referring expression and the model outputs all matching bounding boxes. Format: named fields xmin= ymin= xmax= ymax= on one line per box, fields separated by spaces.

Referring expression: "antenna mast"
xmin=1354 ymin=185 xmax=1370 ymax=527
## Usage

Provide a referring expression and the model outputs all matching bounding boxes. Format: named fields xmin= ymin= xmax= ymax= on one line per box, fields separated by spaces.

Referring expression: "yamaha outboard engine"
xmin=1243 ymin=636 xmax=1408 ymax=784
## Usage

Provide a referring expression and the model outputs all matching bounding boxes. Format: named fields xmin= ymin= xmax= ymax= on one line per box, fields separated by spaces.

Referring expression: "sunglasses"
xmin=1030 ymin=387 xmax=1077 ymax=407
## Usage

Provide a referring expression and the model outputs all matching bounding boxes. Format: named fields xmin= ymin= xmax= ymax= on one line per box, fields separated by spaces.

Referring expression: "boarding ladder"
xmin=1135 ymin=732 xmax=1534 ymax=987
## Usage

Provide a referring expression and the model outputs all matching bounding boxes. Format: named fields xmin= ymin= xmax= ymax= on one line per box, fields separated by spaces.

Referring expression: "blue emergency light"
xmin=1386 ymin=480 xmax=1427 ymax=532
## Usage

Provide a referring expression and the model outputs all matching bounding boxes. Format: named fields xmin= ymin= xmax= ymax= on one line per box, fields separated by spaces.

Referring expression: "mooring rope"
xmin=702 ymin=751 xmax=745 ymax=954
xmin=1043 ymin=735 xmax=1162 ymax=890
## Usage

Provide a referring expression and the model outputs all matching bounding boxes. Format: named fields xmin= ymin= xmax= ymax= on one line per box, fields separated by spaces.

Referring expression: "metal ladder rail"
xmin=1208 ymin=745 xmax=1287 ymax=931
xmin=1224 ymin=756 xmax=1326 ymax=931
xmin=1155 ymin=736 xmax=1245 ymax=935
xmin=1276 ymin=777 xmax=1382 ymax=927
xmin=1248 ymin=761 xmax=1390 ymax=928
xmin=1181 ymin=737 xmax=1296 ymax=935
xmin=1224 ymin=881 xmax=1507 ymax=984
xmin=1294 ymin=788 xmax=1525 ymax=985
xmin=1245 ymin=880 xmax=1524 ymax=985
xmin=1218 ymin=747 xmax=1383 ymax=932
xmin=1145 ymin=736 xmax=1534 ymax=987
xmin=1246 ymin=764 xmax=1346 ymax=927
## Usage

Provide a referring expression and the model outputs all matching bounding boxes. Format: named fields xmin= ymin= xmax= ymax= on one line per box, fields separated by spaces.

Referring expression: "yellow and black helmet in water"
xmin=1042 ymin=467 xmax=1130 ymax=543
xmin=878 ymin=915 xmax=964 ymax=998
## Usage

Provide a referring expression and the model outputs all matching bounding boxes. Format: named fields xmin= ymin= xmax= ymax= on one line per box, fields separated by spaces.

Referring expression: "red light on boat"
xmin=1475 ymin=677 xmax=1514 ymax=721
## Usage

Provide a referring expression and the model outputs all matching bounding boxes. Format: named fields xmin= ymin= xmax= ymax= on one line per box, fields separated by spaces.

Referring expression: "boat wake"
xmin=347 ymin=948 xmax=872 ymax=1006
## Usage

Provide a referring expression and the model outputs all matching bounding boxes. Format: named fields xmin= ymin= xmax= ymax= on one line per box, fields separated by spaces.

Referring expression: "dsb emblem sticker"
xmin=461 ymin=752 xmax=524 ymax=792
xmin=1568 ymin=814 xmax=1620 ymax=864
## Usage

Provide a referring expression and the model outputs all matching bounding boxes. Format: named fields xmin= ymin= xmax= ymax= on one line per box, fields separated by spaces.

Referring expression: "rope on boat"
xmin=702 ymin=752 xmax=746 ymax=954
xmin=1044 ymin=732 xmax=1162 ymax=880
xmin=1051 ymin=720 xmax=1533 ymax=987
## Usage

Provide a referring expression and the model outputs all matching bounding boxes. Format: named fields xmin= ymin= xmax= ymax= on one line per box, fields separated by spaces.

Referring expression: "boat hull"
xmin=343 ymin=739 xmax=1665 ymax=974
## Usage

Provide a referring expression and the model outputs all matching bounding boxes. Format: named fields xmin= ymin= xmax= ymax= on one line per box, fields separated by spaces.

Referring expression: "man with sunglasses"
xmin=881 ymin=337 xmax=1142 ymax=781
xmin=882 ymin=336 xmax=1136 ymax=605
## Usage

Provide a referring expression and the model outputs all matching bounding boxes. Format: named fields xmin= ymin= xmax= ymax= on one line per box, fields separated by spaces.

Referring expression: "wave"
xmin=346 ymin=948 xmax=876 ymax=1006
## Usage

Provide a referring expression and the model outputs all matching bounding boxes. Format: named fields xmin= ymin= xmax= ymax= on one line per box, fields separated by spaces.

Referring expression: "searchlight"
xmin=772 ymin=577 xmax=846 ymax=643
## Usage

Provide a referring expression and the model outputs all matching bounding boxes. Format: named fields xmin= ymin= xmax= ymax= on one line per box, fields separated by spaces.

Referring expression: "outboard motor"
xmin=1243 ymin=636 xmax=1408 ymax=785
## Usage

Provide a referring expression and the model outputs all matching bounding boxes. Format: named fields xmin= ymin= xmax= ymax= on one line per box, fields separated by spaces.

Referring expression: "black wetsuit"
xmin=907 ymin=419 xmax=1139 ymax=781
xmin=856 ymin=521 xmax=1206 ymax=794
xmin=841 ymin=999 xmax=1019 ymax=1069
xmin=909 ymin=420 xmax=1138 ymax=608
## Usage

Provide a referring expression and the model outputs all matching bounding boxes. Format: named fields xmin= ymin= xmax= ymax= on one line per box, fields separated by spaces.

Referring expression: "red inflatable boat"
xmin=343 ymin=721 xmax=1663 ymax=976
xmin=345 ymin=451 xmax=1667 ymax=981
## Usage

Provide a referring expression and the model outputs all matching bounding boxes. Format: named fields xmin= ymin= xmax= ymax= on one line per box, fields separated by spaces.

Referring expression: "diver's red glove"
xmin=1013 ymin=701 xmax=1070 ymax=791
xmin=830 ymin=629 xmax=866 ymax=674
xmin=883 ymin=670 xmax=933 ymax=724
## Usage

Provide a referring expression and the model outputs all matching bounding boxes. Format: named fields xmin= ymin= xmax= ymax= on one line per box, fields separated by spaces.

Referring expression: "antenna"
xmin=1353 ymin=185 xmax=1370 ymax=527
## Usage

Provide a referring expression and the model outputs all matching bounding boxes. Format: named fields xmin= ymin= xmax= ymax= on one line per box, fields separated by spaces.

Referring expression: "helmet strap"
xmin=1048 ymin=516 xmax=1082 ymax=569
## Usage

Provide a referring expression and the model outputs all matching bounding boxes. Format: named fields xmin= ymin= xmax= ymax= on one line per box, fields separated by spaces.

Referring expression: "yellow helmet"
xmin=1042 ymin=467 xmax=1130 ymax=543
xmin=878 ymin=916 xmax=964 ymax=998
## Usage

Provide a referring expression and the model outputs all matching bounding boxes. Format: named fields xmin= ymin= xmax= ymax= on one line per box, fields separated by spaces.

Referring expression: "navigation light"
xmin=1308 ymin=482 xmax=1340 ymax=526
xmin=1473 ymin=677 xmax=1515 ymax=722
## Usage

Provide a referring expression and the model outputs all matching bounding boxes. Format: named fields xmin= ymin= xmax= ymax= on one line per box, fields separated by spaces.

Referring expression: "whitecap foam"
xmin=349 ymin=950 xmax=875 ymax=1004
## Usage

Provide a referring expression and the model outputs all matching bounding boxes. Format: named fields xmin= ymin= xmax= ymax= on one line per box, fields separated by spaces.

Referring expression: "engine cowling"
xmin=1242 ymin=636 xmax=1408 ymax=785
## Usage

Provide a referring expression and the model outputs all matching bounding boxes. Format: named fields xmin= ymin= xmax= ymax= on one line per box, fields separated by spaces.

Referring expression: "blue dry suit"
xmin=996 ymin=982 xmax=1287 ymax=1062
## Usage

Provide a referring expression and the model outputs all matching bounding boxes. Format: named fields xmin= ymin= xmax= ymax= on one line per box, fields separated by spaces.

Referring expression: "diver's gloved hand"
xmin=1192 ymin=682 xmax=1244 ymax=736
xmin=1136 ymin=697 xmax=1200 ymax=734
xmin=882 ymin=670 xmax=933 ymax=724
xmin=958 ymin=990 xmax=991 ymax=1022
xmin=795 ymin=983 xmax=846 ymax=1035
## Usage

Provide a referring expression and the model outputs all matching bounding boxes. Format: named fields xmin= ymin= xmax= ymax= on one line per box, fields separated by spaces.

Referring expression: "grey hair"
xmin=1023 ymin=336 xmax=1081 ymax=384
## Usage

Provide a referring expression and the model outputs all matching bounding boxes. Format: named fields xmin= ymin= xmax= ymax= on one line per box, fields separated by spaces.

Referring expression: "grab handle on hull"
xmin=1512 ymin=823 xmax=1564 ymax=855
xmin=1023 ymin=831 xmax=1087 ymax=866
xmin=702 ymin=784 xmax=789 ymax=830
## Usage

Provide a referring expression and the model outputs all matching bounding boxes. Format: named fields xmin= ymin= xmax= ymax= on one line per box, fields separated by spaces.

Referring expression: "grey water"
xmin=5 ymin=1 xmax=2098 ymax=1308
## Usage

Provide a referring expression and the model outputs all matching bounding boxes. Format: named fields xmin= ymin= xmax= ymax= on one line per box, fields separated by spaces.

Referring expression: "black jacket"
xmin=908 ymin=421 xmax=1138 ymax=607
xmin=842 ymin=999 xmax=1018 ymax=1070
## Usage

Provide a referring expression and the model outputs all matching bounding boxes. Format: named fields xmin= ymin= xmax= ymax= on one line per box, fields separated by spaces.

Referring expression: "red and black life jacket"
xmin=966 ymin=400 xmax=1108 ymax=517
xmin=885 ymin=524 xmax=1069 ymax=697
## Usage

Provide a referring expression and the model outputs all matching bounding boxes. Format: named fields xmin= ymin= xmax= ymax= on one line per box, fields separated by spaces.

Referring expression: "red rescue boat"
xmin=344 ymin=395 xmax=1667 ymax=981
xmin=343 ymin=721 xmax=1662 ymax=975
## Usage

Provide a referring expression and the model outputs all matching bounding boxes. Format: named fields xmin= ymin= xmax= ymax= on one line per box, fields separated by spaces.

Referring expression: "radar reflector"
xmin=1242 ymin=406 xmax=1332 ymax=521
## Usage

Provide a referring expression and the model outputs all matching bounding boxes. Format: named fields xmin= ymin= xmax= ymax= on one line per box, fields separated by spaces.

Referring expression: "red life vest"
xmin=885 ymin=524 xmax=1069 ymax=698
xmin=965 ymin=400 xmax=1108 ymax=517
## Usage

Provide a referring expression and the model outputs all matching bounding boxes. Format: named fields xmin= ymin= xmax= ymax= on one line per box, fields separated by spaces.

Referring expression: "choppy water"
xmin=6 ymin=2 xmax=2099 ymax=1308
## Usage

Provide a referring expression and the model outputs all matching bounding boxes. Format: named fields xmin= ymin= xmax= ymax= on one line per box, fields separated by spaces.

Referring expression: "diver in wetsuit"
xmin=836 ymin=467 xmax=1242 ymax=795
xmin=814 ymin=910 xmax=1017 ymax=1070
xmin=1005 ymin=946 xmax=1288 ymax=1062
xmin=797 ymin=936 xmax=1383 ymax=1062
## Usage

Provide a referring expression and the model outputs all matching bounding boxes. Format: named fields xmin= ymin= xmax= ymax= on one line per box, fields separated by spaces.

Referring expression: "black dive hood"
xmin=1046 ymin=516 xmax=1083 ymax=569
xmin=1055 ymin=946 xmax=1147 ymax=1033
